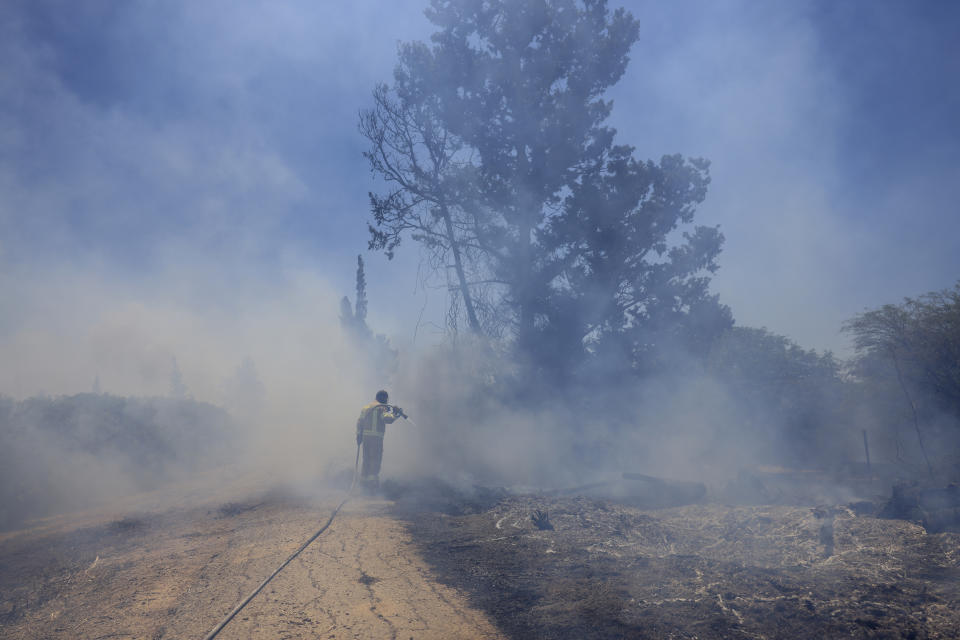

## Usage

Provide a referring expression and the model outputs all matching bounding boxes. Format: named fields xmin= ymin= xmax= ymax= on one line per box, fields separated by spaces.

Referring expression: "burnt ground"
xmin=387 ymin=481 xmax=960 ymax=640
xmin=0 ymin=473 xmax=958 ymax=639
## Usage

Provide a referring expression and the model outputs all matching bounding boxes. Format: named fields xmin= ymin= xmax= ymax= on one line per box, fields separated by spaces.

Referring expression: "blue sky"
xmin=1 ymin=0 xmax=958 ymax=397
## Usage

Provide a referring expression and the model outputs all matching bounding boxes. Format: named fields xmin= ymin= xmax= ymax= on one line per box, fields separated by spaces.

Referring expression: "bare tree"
xmin=360 ymin=84 xmax=485 ymax=336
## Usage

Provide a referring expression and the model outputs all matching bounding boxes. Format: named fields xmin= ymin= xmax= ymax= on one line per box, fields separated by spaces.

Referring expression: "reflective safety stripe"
xmin=369 ymin=405 xmax=388 ymax=434
xmin=356 ymin=403 xmax=392 ymax=440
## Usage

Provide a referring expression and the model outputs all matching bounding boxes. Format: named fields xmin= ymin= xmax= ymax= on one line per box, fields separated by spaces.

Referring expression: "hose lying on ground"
xmin=202 ymin=447 xmax=362 ymax=640
xmin=201 ymin=494 xmax=351 ymax=640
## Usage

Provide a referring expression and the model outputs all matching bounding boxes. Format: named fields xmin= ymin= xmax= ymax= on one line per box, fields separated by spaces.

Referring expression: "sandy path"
xmin=0 ymin=492 xmax=505 ymax=640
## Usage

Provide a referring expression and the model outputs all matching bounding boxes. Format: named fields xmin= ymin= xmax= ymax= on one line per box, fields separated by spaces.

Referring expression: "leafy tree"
xmin=363 ymin=0 xmax=727 ymax=380
xmin=844 ymin=281 xmax=960 ymax=473
xmin=340 ymin=255 xmax=373 ymax=340
xmin=708 ymin=326 xmax=846 ymax=466
xmin=845 ymin=283 xmax=960 ymax=417
xmin=539 ymin=149 xmax=730 ymax=380
xmin=355 ymin=254 xmax=369 ymax=326
xmin=0 ymin=393 xmax=234 ymax=530
xmin=340 ymin=254 xmax=399 ymax=374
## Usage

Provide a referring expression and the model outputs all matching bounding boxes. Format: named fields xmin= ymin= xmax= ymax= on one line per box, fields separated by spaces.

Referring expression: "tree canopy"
xmin=362 ymin=0 xmax=729 ymax=383
xmin=845 ymin=281 xmax=960 ymax=420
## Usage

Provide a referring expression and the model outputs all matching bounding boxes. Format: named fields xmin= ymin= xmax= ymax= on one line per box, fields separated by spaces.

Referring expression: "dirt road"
xmin=0 ymin=488 xmax=505 ymax=639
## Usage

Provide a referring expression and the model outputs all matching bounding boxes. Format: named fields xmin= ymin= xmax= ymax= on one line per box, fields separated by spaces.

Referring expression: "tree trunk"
xmin=515 ymin=147 xmax=536 ymax=353
xmin=891 ymin=348 xmax=934 ymax=477
xmin=440 ymin=203 xmax=482 ymax=335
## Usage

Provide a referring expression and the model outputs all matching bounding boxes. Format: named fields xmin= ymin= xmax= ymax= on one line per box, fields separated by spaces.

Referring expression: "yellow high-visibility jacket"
xmin=356 ymin=402 xmax=399 ymax=439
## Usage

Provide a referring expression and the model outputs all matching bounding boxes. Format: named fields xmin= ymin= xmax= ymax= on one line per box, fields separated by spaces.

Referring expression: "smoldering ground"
xmin=380 ymin=329 xmax=960 ymax=508
xmin=386 ymin=343 xmax=834 ymax=492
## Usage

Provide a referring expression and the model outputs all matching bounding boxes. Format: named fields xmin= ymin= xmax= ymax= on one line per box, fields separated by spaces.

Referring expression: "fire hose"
xmin=201 ymin=408 xmax=412 ymax=640
xmin=201 ymin=494 xmax=351 ymax=640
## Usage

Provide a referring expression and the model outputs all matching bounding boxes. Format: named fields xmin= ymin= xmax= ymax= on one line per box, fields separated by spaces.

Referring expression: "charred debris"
xmin=382 ymin=470 xmax=960 ymax=537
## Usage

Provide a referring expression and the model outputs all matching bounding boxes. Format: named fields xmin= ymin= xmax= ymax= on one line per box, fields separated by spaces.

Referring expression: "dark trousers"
xmin=361 ymin=436 xmax=384 ymax=486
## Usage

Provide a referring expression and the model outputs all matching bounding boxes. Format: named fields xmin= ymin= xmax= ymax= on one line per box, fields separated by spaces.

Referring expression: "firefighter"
xmin=355 ymin=390 xmax=403 ymax=492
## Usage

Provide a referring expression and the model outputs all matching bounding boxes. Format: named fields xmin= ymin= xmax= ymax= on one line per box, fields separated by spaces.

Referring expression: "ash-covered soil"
xmin=389 ymin=484 xmax=960 ymax=639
